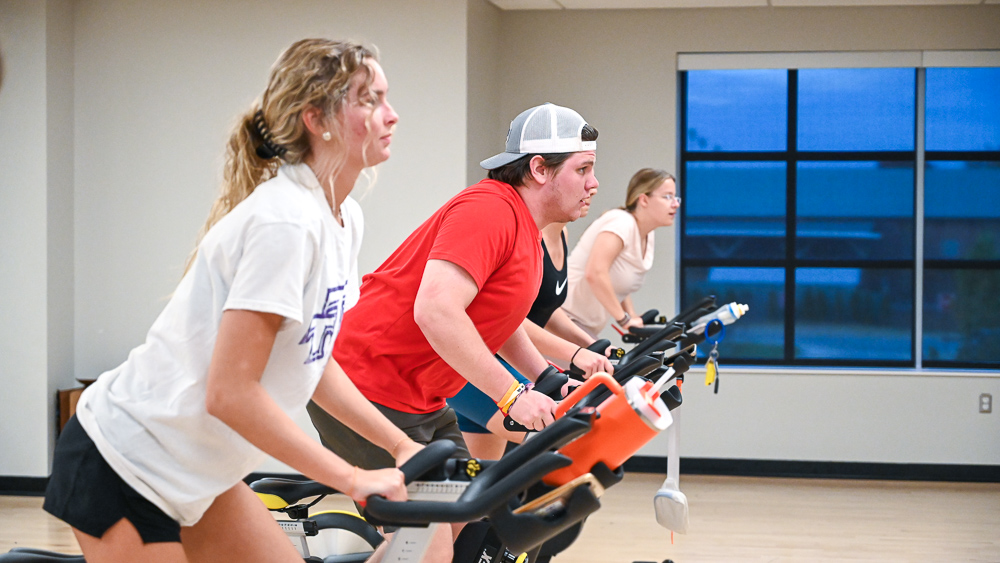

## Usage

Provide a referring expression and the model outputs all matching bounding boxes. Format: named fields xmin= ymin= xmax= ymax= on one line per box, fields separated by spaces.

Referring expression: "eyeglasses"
xmin=659 ymin=194 xmax=682 ymax=205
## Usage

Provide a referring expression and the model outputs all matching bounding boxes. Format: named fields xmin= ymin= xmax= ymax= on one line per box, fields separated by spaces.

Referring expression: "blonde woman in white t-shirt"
xmin=562 ymin=168 xmax=680 ymax=339
xmin=42 ymin=39 xmax=422 ymax=563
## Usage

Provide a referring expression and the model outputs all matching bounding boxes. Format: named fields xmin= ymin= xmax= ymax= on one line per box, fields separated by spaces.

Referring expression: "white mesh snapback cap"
xmin=480 ymin=103 xmax=596 ymax=170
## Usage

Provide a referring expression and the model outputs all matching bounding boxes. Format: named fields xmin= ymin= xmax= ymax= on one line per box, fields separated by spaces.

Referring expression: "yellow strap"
xmin=498 ymin=382 xmax=525 ymax=415
xmin=497 ymin=380 xmax=521 ymax=409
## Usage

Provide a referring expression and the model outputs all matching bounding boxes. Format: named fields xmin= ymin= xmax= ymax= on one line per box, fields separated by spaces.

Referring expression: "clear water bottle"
xmin=689 ymin=302 xmax=749 ymax=332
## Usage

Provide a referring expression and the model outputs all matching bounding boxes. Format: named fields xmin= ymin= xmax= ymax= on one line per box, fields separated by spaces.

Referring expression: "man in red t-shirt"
xmin=307 ymin=103 xmax=599 ymax=561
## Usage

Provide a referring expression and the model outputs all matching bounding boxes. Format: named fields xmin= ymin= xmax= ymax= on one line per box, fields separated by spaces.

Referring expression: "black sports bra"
xmin=527 ymin=230 xmax=568 ymax=327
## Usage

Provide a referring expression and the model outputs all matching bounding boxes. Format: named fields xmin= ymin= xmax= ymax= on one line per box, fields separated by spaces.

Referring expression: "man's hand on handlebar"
xmin=350 ymin=467 xmax=408 ymax=504
xmin=507 ymin=389 xmax=557 ymax=431
xmin=392 ymin=439 xmax=424 ymax=467
xmin=571 ymin=347 xmax=615 ymax=378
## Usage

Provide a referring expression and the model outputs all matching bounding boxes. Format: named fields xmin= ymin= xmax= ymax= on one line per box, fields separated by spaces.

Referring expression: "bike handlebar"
xmin=398 ymin=440 xmax=458 ymax=484
xmin=363 ymin=411 xmax=594 ymax=527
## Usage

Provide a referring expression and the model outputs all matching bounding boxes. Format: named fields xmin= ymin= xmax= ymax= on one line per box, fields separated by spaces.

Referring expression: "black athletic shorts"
xmin=307 ymin=401 xmax=471 ymax=470
xmin=43 ymin=416 xmax=182 ymax=544
xmin=307 ymin=401 xmax=472 ymax=523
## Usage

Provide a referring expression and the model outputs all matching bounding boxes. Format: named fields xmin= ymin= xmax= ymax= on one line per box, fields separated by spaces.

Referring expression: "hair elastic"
xmin=253 ymin=109 xmax=288 ymax=159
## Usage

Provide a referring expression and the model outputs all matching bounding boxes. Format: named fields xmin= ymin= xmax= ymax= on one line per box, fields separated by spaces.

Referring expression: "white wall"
xmin=0 ymin=0 xmax=50 ymax=478
xmin=493 ymin=5 xmax=1000 ymax=465
xmin=2 ymin=1 xmax=999 ymax=479
xmin=466 ymin=0 xmax=505 ymax=187
xmin=1 ymin=0 xmax=468 ymax=477
xmin=0 ymin=0 xmax=75 ymax=477
xmin=71 ymin=0 xmax=469 ymax=381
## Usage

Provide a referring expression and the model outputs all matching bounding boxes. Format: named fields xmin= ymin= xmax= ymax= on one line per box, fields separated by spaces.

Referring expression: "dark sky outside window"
xmin=926 ymin=68 xmax=1000 ymax=151
xmin=683 ymin=65 xmax=997 ymax=366
xmin=686 ymin=69 xmax=787 ymax=151
xmin=798 ymin=68 xmax=915 ymax=151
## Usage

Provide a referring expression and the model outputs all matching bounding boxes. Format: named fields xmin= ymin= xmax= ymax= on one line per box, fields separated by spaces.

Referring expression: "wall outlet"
xmin=981 ymin=393 xmax=992 ymax=414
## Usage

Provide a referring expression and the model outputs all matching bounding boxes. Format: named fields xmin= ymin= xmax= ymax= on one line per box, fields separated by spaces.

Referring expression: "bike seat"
xmin=250 ymin=478 xmax=340 ymax=509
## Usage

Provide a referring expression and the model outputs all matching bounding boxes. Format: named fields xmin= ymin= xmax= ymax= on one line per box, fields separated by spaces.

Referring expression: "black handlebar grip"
xmin=590 ymin=338 xmax=611 ymax=354
xmin=640 ymin=309 xmax=660 ymax=324
xmin=533 ymin=366 xmax=569 ymax=399
xmin=671 ymin=355 xmax=690 ymax=377
xmin=399 ymin=440 xmax=457 ymax=484
xmin=502 ymin=367 xmax=568 ymax=433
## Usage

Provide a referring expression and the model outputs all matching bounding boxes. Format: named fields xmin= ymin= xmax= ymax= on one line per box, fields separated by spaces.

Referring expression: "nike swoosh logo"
xmin=555 ymin=279 xmax=567 ymax=295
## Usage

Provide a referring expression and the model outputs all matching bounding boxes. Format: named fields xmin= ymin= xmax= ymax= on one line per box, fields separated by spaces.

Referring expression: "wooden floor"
xmin=2 ymin=473 xmax=998 ymax=562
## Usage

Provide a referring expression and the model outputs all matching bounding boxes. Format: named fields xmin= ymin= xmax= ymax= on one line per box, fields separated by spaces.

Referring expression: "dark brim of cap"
xmin=480 ymin=151 xmax=527 ymax=170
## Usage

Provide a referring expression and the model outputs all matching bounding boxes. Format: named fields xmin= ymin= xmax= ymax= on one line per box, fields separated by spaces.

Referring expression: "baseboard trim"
xmin=624 ymin=456 xmax=1000 ymax=482
xmin=6 ymin=459 xmax=996 ymax=497
xmin=0 ymin=476 xmax=48 ymax=496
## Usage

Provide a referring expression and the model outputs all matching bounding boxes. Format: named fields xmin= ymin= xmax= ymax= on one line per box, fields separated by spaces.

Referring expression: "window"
xmin=922 ymin=67 xmax=1000 ymax=366
xmin=680 ymin=60 xmax=1000 ymax=368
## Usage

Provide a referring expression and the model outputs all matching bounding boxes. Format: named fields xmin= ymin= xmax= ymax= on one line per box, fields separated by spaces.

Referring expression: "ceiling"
xmin=489 ymin=0 xmax=999 ymax=10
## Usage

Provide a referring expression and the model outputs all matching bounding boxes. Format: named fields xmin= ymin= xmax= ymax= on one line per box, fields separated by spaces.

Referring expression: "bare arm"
xmin=521 ymin=318 xmax=613 ymax=377
xmin=621 ymin=295 xmax=640 ymax=323
xmin=204 ymin=309 xmax=406 ymax=503
xmin=584 ymin=232 xmax=643 ymax=330
xmin=496 ymin=324 xmax=549 ymax=380
xmin=310 ymin=359 xmax=422 ymax=465
xmin=413 ymin=259 xmax=556 ymax=430
xmin=543 ymin=308 xmax=599 ymax=348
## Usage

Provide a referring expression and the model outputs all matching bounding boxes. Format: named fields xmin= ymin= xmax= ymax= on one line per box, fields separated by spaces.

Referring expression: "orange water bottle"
xmin=543 ymin=373 xmax=673 ymax=487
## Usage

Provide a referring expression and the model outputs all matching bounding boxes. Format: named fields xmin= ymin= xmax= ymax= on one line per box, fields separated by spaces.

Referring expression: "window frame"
xmin=677 ymin=51 xmax=1000 ymax=370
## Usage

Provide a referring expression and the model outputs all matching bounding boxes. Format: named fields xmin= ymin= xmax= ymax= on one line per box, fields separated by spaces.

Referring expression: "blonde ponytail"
xmin=183 ymin=39 xmax=376 ymax=274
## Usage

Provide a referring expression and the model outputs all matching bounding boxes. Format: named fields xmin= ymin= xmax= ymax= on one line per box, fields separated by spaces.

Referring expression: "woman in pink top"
xmin=562 ymin=168 xmax=679 ymax=339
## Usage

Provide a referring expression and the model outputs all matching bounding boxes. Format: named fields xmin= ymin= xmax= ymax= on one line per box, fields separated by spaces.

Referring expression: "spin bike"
xmin=0 ymin=365 xmax=684 ymax=563
xmin=255 ymin=296 xmax=745 ymax=563
xmin=1 ymin=298 xmax=746 ymax=563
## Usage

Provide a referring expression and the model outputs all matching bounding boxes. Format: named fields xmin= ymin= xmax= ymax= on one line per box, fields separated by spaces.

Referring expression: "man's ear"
xmin=527 ymin=155 xmax=548 ymax=185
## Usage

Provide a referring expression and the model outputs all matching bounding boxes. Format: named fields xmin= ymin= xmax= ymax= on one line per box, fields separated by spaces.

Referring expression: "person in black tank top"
xmin=447 ymin=205 xmax=613 ymax=460
xmin=527 ymin=230 xmax=569 ymax=326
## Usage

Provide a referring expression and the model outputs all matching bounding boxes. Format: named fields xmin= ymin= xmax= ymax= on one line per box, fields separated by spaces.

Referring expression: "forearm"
xmin=416 ymin=302 xmax=517 ymax=402
xmin=585 ymin=268 xmax=627 ymax=321
xmin=544 ymin=308 xmax=597 ymax=348
xmin=521 ymin=318 xmax=578 ymax=363
xmin=497 ymin=324 xmax=550 ymax=379
xmin=621 ymin=295 xmax=639 ymax=319
xmin=310 ymin=359 xmax=411 ymax=455
xmin=208 ymin=381 xmax=354 ymax=490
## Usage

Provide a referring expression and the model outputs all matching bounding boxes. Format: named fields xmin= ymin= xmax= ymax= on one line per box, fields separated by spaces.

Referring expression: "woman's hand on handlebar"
xmin=507 ymin=389 xmax=557 ymax=431
xmin=571 ymin=347 xmax=615 ymax=378
xmin=561 ymin=378 xmax=582 ymax=399
xmin=350 ymin=467 xmax=408 ymax=504
xmin=623 ymin=316 xmax=644 ymax=331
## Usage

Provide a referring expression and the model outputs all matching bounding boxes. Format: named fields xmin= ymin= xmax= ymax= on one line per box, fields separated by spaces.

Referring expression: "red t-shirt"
xmin=334 ymin=179 xmax=543 ymax=413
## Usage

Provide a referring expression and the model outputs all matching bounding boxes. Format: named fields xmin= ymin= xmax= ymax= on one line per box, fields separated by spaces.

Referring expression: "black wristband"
xmin=570 ymin=346 xmax=583 ymax=365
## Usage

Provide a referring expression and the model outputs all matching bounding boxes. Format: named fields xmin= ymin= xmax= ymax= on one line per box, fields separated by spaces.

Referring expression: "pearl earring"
xmin=322 ymin=131 xmax=331 ymax=141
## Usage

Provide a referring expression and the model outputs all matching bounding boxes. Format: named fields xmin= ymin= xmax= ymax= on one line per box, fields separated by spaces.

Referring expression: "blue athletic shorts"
xmin=447 ymin=356 xmax=530 ymax=434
